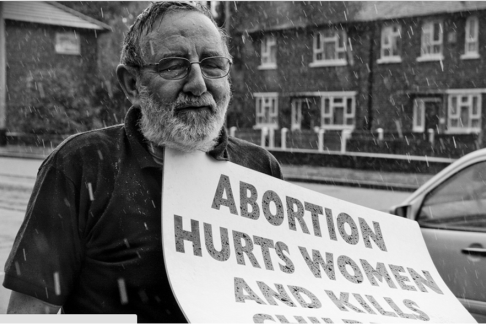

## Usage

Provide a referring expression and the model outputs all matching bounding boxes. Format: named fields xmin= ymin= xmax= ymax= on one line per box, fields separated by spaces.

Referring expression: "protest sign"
xmin=162 ymin=147 xmax=476 ymax=323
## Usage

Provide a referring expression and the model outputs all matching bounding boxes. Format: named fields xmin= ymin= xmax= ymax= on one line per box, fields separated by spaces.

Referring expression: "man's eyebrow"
xmin=202 ymin=50 xmax=226 ymax=58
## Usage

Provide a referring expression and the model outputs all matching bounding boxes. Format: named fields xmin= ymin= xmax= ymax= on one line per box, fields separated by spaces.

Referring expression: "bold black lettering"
xmin=240 ymin=181 xmax=260 ymax=219
xmin=211 ymin=174 xmax=237 ymax=214
xmin=174 ymin=215 xmax=201 ymax=256
xmin=286 ymin=196 xmax=310 ymax=233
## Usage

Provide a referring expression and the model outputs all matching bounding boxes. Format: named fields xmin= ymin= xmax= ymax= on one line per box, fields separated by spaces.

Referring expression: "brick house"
xmin=227 ymin=1 xmax=486 ymax=156
xmin=0 ymin=1 xmax=110 ymax=144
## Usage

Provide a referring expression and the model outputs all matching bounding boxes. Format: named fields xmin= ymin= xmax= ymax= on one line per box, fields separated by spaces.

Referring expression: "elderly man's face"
xmin=137 ymin=11 xmax=231 ymax=152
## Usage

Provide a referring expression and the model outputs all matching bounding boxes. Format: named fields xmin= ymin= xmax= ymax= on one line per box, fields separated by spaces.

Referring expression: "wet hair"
xmin=120 ymin=1 xmax=230 ymax=68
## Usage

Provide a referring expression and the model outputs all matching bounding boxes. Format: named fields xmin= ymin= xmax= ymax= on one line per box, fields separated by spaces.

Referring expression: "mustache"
xmin=172 ymin=93 xmax=217 ymax=111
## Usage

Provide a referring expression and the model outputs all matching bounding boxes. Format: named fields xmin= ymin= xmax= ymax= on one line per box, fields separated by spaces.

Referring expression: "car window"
xmin=417 ymin=161 xmax=486 ymax=232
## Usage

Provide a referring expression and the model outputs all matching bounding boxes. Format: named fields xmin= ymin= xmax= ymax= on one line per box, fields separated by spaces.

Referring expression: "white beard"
xmin=138 ymin=86 xmax=230 ymax=153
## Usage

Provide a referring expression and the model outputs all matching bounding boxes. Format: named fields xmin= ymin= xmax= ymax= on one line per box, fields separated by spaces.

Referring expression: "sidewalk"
xmin=0 ymin=145 xmax=435 ymax=192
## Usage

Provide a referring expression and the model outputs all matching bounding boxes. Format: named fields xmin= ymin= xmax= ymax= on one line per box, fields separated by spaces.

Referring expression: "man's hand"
xmin=7 ymin=291 xmax=61 ymax=314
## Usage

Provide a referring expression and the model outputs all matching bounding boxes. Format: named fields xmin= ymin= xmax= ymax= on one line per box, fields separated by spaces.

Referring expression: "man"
xmin=3 ymin=2 xmax=282 ymax=322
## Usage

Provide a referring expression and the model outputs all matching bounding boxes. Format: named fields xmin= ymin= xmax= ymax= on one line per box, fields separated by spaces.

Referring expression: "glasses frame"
xmin=137 ymin=56 xmax=233 ymax=80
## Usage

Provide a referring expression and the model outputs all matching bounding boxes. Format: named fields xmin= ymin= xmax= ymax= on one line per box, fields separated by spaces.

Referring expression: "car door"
xmin=415 ymin=161 xmax=486 ymax=316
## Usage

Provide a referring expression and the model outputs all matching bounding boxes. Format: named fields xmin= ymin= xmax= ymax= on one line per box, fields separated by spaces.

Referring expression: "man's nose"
xmin=182 ymin=63 xmax=207 ymax=96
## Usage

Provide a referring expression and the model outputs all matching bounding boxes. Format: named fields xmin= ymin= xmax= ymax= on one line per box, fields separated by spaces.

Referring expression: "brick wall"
xmin=5 ymin=20 xmax=99 ymax=132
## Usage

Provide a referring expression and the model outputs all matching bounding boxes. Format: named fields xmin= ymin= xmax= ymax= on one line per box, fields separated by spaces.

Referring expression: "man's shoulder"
xmin=227 ymin=135 xmax=269 ymax=154
xmin=42 ymin=124 xmax=125 ymax=169
xmin=226 ymin=135 xmax=283 ymax=179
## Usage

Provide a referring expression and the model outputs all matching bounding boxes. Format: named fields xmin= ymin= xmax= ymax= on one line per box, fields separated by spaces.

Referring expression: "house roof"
xmin=355 ymin=1 xmax=486 ymax=21
xmin=238 ymin=1 xmax=486 ymax=34
xmin=2 ymin=1 xmax=111 ymax=31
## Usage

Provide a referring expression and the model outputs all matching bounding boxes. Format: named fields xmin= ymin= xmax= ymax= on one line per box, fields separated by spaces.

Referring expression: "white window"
xmin=418 ymin=21 xmax=443 ymax=61
xmin=310 ymin=29 xmax=347 ymax=67
xmin=378 ymin=24 xmax=402 ymax=63
xmin=254 ymin=93 xmax=278 ymax=129
xmin=55 ymin=32 xmax=80 ymax=55
xmin=413 ymin=99 xmax=426 ymax=132
xmin=462 ymin=16 xmax=479 ymax=59
xmin=258 ymin=35 xmax=277 ymax=69
xmin=290 ymin=99 xmax=311 ymax=131
xmin=448 ymin=93 xmax=481 ymax=133
xmin=320 ymin=93 xmax=355 ymax=129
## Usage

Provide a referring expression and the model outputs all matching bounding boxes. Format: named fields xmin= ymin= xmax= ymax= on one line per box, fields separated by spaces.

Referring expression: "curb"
xmin=0 ymin=151 xmax=48 ymax=160
xmin=286 ymin=176 xmax=418 ymax=192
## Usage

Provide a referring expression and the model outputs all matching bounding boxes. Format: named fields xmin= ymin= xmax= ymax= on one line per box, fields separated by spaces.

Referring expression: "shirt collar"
xmin=124 ymin=106 xmax=229 ymax=169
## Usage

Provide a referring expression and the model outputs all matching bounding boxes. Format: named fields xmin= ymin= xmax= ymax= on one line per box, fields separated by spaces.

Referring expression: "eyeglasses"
xmin=138 ymin=56 xmax=232 ymax=80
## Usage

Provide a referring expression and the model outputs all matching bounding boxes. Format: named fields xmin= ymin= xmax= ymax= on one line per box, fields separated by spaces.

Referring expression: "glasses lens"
xmin=156 ymin=58 xmax=190 ymax=79
xmin=200 ymin=57 xmax=231 ymax=78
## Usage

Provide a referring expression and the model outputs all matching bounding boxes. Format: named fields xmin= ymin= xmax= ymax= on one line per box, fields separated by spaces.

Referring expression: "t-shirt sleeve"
xmin=3 ymin=161 xmax=83 ymax=306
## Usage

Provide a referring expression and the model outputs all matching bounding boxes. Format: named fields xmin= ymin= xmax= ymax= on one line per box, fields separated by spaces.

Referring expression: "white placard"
xmin=162 ymin=147 xmax=476 ymax=323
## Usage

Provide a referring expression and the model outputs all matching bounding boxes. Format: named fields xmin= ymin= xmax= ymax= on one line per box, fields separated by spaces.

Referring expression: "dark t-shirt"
xmin=3 ymin=107 xmax=283 ymax=323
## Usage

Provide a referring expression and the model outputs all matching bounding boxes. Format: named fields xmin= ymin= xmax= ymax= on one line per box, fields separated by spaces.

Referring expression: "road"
xmin=0 ymin=156 xmax=411 ymax=313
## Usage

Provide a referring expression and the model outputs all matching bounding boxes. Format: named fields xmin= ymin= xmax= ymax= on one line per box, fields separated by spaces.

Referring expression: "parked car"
xmin=390 ymin=148 xmax=486 ymax=322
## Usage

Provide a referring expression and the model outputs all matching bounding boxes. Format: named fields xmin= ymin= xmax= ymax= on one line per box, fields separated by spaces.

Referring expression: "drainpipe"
xmin=366 ymin=22 xmax=376 ymax=132
xmin=0 ymin=3 xmax=6 ymax=146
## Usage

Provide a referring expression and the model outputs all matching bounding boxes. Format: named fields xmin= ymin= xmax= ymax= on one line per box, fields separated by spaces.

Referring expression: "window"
xmin=418 ymin=161 xmax=486 ymax=231
xmin=320 ymin=93 xmax=355 ymax=129
xmin=258 ymin=35 xmax=277 ymax=69
xmin=55 ymin=32 xmax=80 ymax=55
xmin=254 ymin=93 xmax=278 ymax=129
xmin=447 ymin=93 xmax=481 ymax=133
xmin=310 ymin=29 xmax=347 ymax=67
xmin=378 ymin=24 xmax=402 ymax=63
xmin=462 ymin=16 xmax=479 ymax=59
xmin=418 ymin=21 xmax=443 ymax=61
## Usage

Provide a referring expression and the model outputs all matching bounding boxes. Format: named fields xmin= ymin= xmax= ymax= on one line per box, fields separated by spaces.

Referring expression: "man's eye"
xmin=160 ymin=63 xmax=186 ymax=72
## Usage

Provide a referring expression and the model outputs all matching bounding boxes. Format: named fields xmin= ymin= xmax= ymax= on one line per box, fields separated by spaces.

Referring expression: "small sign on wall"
xmin=55 ymin=32 xmax=80 ymax=55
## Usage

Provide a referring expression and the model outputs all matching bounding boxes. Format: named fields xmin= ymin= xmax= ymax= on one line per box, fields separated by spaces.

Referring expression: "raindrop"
xmin=23 ymin=249 xmax=26 ymax=261
xmin=54 ymin=272 xmax=61 ymax=296
xmin=144 ymin=222 xmax=148 ymax=230
xmin=87 ymin=183 xmax=94 ymax=201
xmin=118 ymin=278 xmax=129 ymax=304
xmin=14 ymin=261 xmax=21 ymax=276
xmin=97 ymin=150 xmax=104 ymax=160
xmin=124 ymin=238 xmax=130 ymax=248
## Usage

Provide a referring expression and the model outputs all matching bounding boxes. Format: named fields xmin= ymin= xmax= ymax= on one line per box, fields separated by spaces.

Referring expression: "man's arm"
xmin=7 ymin=291 xmax=61 ymax=314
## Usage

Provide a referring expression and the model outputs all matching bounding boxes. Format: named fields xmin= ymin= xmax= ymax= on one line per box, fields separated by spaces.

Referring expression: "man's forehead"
xmin=141 ymin=11 xmax=224 ymax=58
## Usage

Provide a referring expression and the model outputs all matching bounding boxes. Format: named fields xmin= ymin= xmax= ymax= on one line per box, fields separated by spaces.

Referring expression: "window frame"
xmin=447 ymin=92 xmax=482 ymax=134
xmin=258 ymin=35 xmax=277 ymax=70
xmin=254 ymin=93 xmax=279 ymax=129
xmin=319 ymin=92 xmax=356 ymax=130
xmin=310 ymin=29 xmax=347 ymax=67
xmin=461 ymin=16 xmax=480 ymax=60
xmin=378 ymin=24 xmax=402 ymax=64
xmin=417 ymin=20 xmax=444 ymax=62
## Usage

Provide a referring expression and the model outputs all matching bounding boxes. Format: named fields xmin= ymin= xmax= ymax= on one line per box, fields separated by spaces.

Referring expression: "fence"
xmin=231 ymin=127 xmax=481 ymax=158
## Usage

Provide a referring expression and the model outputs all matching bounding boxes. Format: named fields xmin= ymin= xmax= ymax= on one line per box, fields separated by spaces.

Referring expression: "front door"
xmin=424 ymin=100 xmax=440 ymax=134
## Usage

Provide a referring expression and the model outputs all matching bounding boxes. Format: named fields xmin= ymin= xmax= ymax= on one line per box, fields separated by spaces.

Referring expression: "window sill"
xmin=309 ymin=60 xmax=347 ymax=68
xmin=460 ymin=53 xmax=480 ymax=60
xmin=377 ymin=57 xmax=402 ymax=64
xmin=320 ymin=125 xmax=355 ymax=131
xmin=253 ymin=124 xmax=279 ymax=130
xmin=257 ymin=64 xmax=277 ymax=70
xmin=416 ymin=55 xmax=444 ymax=62
xmin=445 ymin=128 xmax=481 ymax=134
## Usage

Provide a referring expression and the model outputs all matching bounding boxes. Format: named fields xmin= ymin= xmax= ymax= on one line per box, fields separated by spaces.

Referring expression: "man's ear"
xmin=116 ymin=64 xmax=141 ymax=107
